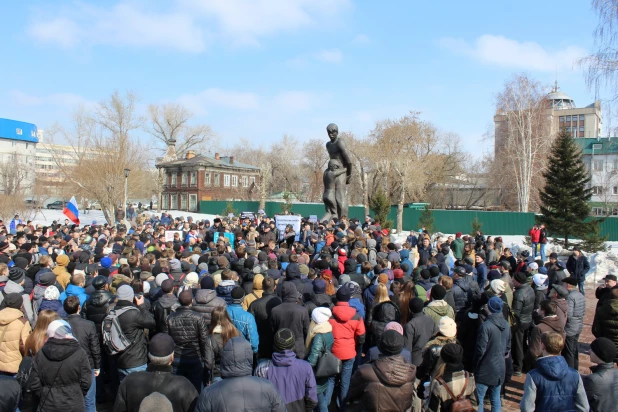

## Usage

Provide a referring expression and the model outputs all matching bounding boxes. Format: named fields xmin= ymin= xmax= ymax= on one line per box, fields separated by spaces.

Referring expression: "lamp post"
xmin=124 ymin=168 xmax=130 ymax=219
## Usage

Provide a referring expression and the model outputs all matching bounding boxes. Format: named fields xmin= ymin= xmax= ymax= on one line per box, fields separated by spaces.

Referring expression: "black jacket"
xmin=270 ymin=283 xmax=310 ymax=359
xmin=567 ymin=254 xmax=591 ymax=281
xmin=582 ymin=362 xmax=618 ymax=412
xmin=403 ymin=312 xmax=438 ymax=366
xmin=452 ymin=276 xmax=481 ymax=315
xmin=195 ymin=337 xmax=285 ymax=412
xmin=0 ymin=375 xmax=21 ymax=412
xmin=192 ymin=289 xmax=226 ymax=326
xmin=368 ymin=301 xmax=401 ymax=348
xmin=114 ymin=300 xmax=156 ymax=369
xmin=81 ymin=290 xmax=115 ymax=336
xmin=472 ymin=313 xmax=511 ymax=386
xmin=29 ymin=338 xmax=92 ymax=412
xmin=204 ymin=332 xmax=224 ymax=382
xmin=66 ymin=314 xmax=101 ymax=370
xmin=512 ymin=283 xmax=535 ymax=325
xmin=151 ymin=293 xmax=179 ymax=334
xmin=248 ymin=291 xmax=281 ymax=358
xmin=166 ymin=306 xmax=208 ymax=362
xmin=113 ymin=364 xmax=199 ymax=412
xmin=305 ymin=293 xmax=334 ymax=318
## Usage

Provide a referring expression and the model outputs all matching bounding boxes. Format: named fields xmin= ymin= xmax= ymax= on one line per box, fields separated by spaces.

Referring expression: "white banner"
xmin=275 ymin=215 xmax=301 ymax=242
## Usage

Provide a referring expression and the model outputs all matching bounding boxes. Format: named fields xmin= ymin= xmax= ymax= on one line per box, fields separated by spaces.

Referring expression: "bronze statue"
xmin=322 ymin=123 xmax=352 ymax=221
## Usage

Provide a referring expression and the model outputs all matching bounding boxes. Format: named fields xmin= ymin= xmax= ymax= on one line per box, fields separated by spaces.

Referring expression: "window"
xmin=31 ymin=131 xmax=36 ymax=137
xmin=190 ymin=171 xmax=197 ymax=186
xmin=241 ymin=176 xmax=248 ymax=187
xmin=559 ymin=116 xmax=564 ymax=122
xmin=171 ymin=173 xmax=177 ymax=186
xmin=189 ymin=194 xmax=197 ymax=211
xmin=214 ymin=173 xmax=220 ymax=186
xmin=593 ymin=160 xmax=604 ymax=171
xmin=25 ymin=143 xmax=29 ymax=149
xmin=580 ymin=126 xmax=585 ymax=132
xmin=591 ymin=186 xmax=604 ymax=195
xmin=249 ymin=176 xmax=255 ymax=186
xmin=180 ymin=194 xmax=187 ymax=209
xmin=566 ymin=116 xmax=571 ymax=122
xmin=231 ymin=175 xmax=238 ymax=187
xmin=181 ymin=172 xmax=188 ymax=186
xmin=224 ymin=174 xmax=230 ymax=187
xmin=204 ymin=172 xmax=211 ymax=186
xmin=613 ymin=187 xmax=618 ymax=195
xmin=592 ymin=207 xmax=604 ymax=216
xmin=15 ymin=128 xmax=22 ymax=135
xmin=580 ymin=115 xmax=585 ymax=121
xmin=162 ymin=195 xmax=169 ymax=209
xmin=170 ymin=194 xmax=178 ymax=209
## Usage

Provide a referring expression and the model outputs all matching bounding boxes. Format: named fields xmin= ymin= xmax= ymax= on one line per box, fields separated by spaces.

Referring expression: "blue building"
xmin=0 ymin=118 xmax=40 ymax=195
xmin=0 ymin=118 xmax=39 ymax=144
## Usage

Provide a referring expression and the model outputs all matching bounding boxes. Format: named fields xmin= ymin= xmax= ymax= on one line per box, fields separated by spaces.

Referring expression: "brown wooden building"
xmin=156 ymin=150 xmax=261 ymax=212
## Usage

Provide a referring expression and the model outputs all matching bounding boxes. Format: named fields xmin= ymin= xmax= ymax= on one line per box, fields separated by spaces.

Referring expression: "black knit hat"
xmin=4 ymin=293 xmax=23 ymax=309
xmin=231 ymin=286 xmax=245 ymax=303
xmin=336 ymin=285 xmax=351 ymax=302
xmin=273 ymin=328 xmax=295 ymax=352
xmin=431 ymin=284 xmax=446 ymax=300
xmin=514 ymin=272 xmax=528 ymax=284
xmin=149 ymin=333 xmax=175 ymax=357
xmin=590 ymin=337 xmax=617 ymax=363
xmin=409 ymin=297 xmax=424 ymax=314
xmin=440 ymin=343 xmax=463 ymax=364
xmin=378 ymin=329 xmax=404 ymax=356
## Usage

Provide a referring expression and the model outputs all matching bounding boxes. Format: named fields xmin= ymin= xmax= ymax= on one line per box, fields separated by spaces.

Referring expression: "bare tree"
xmin=0 ymin=153 xmax=33 ymax=195
xmin=147 ymin=103 xmax=214 ymax=157
xmin=495 ymin=74 xmax=552 ymax=212
xmin=345 ymin=132 xmax=374 ymax=216
xmin=300 ymin=138 xmax=329 ymax=202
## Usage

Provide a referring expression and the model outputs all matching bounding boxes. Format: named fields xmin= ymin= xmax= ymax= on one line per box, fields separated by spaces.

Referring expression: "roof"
xmin=547 ymin=91 xmax=573 ymax=101
xmin=0 ymin=118 xmax=39 ymax=143
xmin=157 ymin=154 xmax=260 ymax=170
xmin=575 ymin=138 xmax=618 ymax=155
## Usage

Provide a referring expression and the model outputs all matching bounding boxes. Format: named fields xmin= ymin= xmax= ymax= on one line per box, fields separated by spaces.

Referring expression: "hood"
xmin=281 ymin=282 xmax=299 ymax=302
xmin=425 ymin=300 xmax=451 ymax=317
xmin=608 ymin=299 xmax=618 ymax=315
xmin=65 ymin=284 xmax=85 ymax=297
xmin=535 ymin=355 xmax=570 ymax=380
xmin=372 ymin=301 xmax=401 ymax=323
xmin=89 ymin=290 xmax=113 ymax=307
xmin=56 ymin=255 xmax=70 ymax=267
xmin=41 ymin=338 xmax=81 ymax=361
xmin=367 ymin=239 xmax=377 ymax=249
xmin=271 ymin=349 xmax=296 ymax=367
xmin=33 ymin=284 xmax=48 ymax=301
xmin=344 ymin=259 xmax=357 ymax=274
xmin=540 ymin=315 xmax=564 ymax=334
xmin=435 ymin=254 xmax=445 ymax=264
xmin=252 ymin=274 xmax=264 ymax=290
xmin=312 ymin=293 xmax=333 ymax=307
xmin=220 ymin=336 xmax=254 ymax=378
xmin=79 ymin=253 xmax=90 ymax=263
xmin=195 ymin=289 xmax=219 ymax=304
xmin=285 ymin=263 xmax=301 ymax=280
xmin=158 ymin=293 xmax=179 ymax=308
xmin=399 ymin=249 xmax=409 ymax=259
xmin=332 ymin=302 xmax=356 ymax=322
xmin=488 ymin=313 xmax=507 ymax=331
xmin=0 ymin=307 xmax=25 ymax=325
xmin=372 ymin=356 xmax=416 ymax=386
xmin=4 ymin=280 xmax=24 ymax=294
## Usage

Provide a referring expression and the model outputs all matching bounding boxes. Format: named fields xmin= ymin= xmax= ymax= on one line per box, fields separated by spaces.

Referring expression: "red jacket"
xmin=329 ymin=302 xmax=366 ymax=361
xmin=337 ymin=249 xmax=347 ymax=274
xmin=529 ymin=228 xmax=540 ymax=243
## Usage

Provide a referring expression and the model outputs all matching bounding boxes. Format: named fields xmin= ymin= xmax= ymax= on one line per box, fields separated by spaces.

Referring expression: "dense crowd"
xmin=0 ymin=213 xmax=616 ymax=412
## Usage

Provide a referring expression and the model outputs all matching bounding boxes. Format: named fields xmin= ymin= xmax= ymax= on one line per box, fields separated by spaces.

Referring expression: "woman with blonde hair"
xmin=24 ymin=310 xmax=59 ymax=357
xmin=367 ymin=284 xmax=400 ymax=347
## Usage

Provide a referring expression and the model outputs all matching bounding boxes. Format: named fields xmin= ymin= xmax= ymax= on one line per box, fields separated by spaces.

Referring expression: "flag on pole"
xmin=63 ymin=196 xmax=80 ymax=225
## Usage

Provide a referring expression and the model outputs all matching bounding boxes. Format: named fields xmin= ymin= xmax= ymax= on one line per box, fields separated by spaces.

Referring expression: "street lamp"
xmin=124 ymin=168 xmax=130 ymax=219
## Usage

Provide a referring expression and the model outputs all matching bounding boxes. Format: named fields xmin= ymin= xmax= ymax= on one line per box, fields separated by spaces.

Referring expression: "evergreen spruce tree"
xmin=537 ymin=127 xmax=607 ymax=250
xmin=369 ymin=189 xmax=392 ymax=228
xmin=469 ymin=217 xmax=483 ymax=236
xmin=418 ymin=205 xmax=434 ymax=234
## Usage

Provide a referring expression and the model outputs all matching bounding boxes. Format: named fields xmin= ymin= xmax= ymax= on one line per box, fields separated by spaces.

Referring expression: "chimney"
xmin=162 ymin=139 xmax=177 ymax=163
xmin=214 ymin=152 xmax=220 ymax=160
xmin=229 ymin=156 xmax=234 ymax=164
xmin=186 ymin=150 xmax=195 ymax=160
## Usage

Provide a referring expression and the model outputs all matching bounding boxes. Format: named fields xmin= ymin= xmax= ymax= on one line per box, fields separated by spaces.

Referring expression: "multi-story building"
xmin=156 ymin=147 xmax=261 ymax=212
xmin=576 ymin=137 xmax=618 ymax=216
xmin=0 ymin=118 xmax=39 ymax=194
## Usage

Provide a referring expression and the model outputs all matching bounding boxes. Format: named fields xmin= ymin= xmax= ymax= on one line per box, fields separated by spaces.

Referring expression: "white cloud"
xmin=27 ymin=0 xmax=351 ymax=52
xmin=438 ymin=34 xmax=587 ymax=72
xmin=314 ymin=49 xmax=343 ymax=63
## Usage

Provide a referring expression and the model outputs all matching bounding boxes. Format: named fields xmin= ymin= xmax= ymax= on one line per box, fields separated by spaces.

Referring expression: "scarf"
xmin=305 ymin=320 xmax=333 ymax=351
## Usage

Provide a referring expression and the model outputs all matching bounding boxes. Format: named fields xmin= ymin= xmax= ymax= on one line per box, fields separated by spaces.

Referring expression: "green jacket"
xmin=307 ymin=332 xmax=334 ymax=394
xmin=423 ymin=301 xmax=455 ymax=327
xmin=450 ymin=238 xmax=465 ymax=260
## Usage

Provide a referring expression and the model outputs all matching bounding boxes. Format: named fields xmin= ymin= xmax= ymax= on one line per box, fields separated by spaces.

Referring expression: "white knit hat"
xmin=533 ymin=273 xmax=548 ymax=287
xmin=155 ymin=273 xmax=168 ymax=287
xmin=490 ymin=279 xmax=506 ymax=294
xmin=438 ymin=316 xmax=457 ymax=338
xmin=184 ymin=272 xmax=199 ymax=287
xmin=311 ymin=307 xmax=332 ymax=324
xmin=44 ymin=285 xmax=60 ymax=300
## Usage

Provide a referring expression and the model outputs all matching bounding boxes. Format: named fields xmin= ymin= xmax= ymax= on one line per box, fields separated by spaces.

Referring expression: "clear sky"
xmin=0 ymin=0 xmax=606 ymax=156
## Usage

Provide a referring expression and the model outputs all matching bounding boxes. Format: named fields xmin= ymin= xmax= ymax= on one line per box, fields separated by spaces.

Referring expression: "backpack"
xmin=436 ymin=372 xmax=474 ymax=412
xmin=168 ymin=273 xmax=186 ymax=291
xmin=102 ymin=306 xmax=139 ymax=355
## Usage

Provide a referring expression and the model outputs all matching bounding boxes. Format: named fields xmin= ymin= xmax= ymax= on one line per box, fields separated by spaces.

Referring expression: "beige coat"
xmin=53 ymin=263 xmax=71 ymax=290
xmin=0 ymin=307 xmax=31 ymax=373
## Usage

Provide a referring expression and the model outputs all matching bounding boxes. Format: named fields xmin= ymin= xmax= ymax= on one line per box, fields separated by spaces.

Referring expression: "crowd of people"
xmin=0 ymin=213 xmax=615 ymax=411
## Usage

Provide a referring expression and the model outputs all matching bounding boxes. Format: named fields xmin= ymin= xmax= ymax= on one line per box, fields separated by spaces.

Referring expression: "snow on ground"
xmin=28 ymin=209 xmax=218 ymax=226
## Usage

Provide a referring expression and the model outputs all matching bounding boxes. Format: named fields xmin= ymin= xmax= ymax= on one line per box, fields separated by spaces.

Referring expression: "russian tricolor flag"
xmin=63 ymin=196 xmax=80 ymax=225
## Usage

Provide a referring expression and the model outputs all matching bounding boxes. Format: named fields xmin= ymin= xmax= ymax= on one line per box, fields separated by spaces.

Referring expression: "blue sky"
xmin=0 ymin=0 xmax=605 ymax=155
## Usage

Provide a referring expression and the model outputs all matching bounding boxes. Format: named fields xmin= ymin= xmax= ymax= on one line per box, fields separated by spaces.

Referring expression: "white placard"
xmin=275 ymin=215 xmax=301 ymax=242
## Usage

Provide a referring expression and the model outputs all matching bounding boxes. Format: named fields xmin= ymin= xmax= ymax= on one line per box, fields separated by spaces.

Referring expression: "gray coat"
xmin=565 ymin=290 xmax=585 ymax=336
xmin=403 ymin=312 xmax=438 ymax=366
xmin=582 ymin=363 xmax=618 ymax=412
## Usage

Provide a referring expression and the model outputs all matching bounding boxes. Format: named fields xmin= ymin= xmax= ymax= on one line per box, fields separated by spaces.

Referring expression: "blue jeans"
xmin=338 ymin=358 xmax=355 ymax=410
xmin=476 ymin=383 xmax=501 ymax=412
xmin=540 ymin=243 xmax=546 ymax=262
xmin=317 ymin=376 xmax=335 ymax=412
xmin=118 ymin=364 xmax=147 ymax=381
xmin=578 ymin=281 xmax=585 ymax=296
xmin=531 ymin=243 xmax=538 ymax=257
xmin=84 ymin=370 xmax=96 ymax=412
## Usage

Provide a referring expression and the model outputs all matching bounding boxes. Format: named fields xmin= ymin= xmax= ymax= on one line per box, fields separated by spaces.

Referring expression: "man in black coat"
xmin=166 ymin=289 xmax=208 ymax=392
xmin=0 ymin=375 xmax=20 ymax=412
xmin=195 ymin=337 xmax=285 ymax=412
xmin=248 ymin=277 xmax=281 ymax=359
xmin=566 ymin=247 xmax=590 ymax=296
xmin=113 ymin=333 xmax=198 ymax=412
xmin=403 ymin=298 xmax=437 ymax=366
xmin=511 ymin=271 xmax=535 ymax=376
xmin=582 ymin=337 xmax=618 ymax=412
xmin=270 ymin=282 xmax=310 ymax=359
xmin=65 ymin=296 xmax=101 ymax=412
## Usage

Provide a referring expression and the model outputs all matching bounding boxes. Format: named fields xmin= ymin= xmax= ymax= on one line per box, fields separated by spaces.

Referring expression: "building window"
xmin=566 ymin=116 xmax=571 ymax=122
xmin=241 ymin=176 xmax=248 ymax=187
xmin=190 ymin=171 xmax=197 ymax=186
xmin=559 ymin=116 xmax=564 ymax=122
xmin=162 ymin=195 xmax=169 ymax=209
xmin=566 ymin=127 xmax=571 ymax=132
xmin=25 ymin=143 xmax=29 ymax=149
xmin=180 ymin=194 xmax=187 ymax=209
xmin=591 ymin=186 xmax=604 ymax=195
xmin=204 ymin=172 xmax=211 ymax=186
xmin=613 ymin=186 xmax=618 ymax=195
xmin=15 ymin=128 xmax=22 ymax=135
xmin=249 ymin=176 xmax=256 ymax=186
xmin=580 ymin=126 xmax=585 ymax=132
xmin=580 ymin=115 xmax=585 ymax=121
xmin=214 ymin=173 xmax=220 ymax=186
xmin=171 ymin=173 xmax=177 ymax=186
xmin=170 ymin=194 xmax=178 ymax=209
xmin=231 ymin=175 xmax=238 ymax=187
xmin=189 ymin=194 xmax=197 ymax=211
xmin=181 ymin=172 xmax=188 ymax=186
xmin=31 ymin=131 xmax=35 ymax=137
xmin=591 ymin=207 xmax=604 ymax=216
xmin=593 ymin=160 xmax=604 ymax=171
xmin=224 ymin=174 xmax=230 ymax=187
